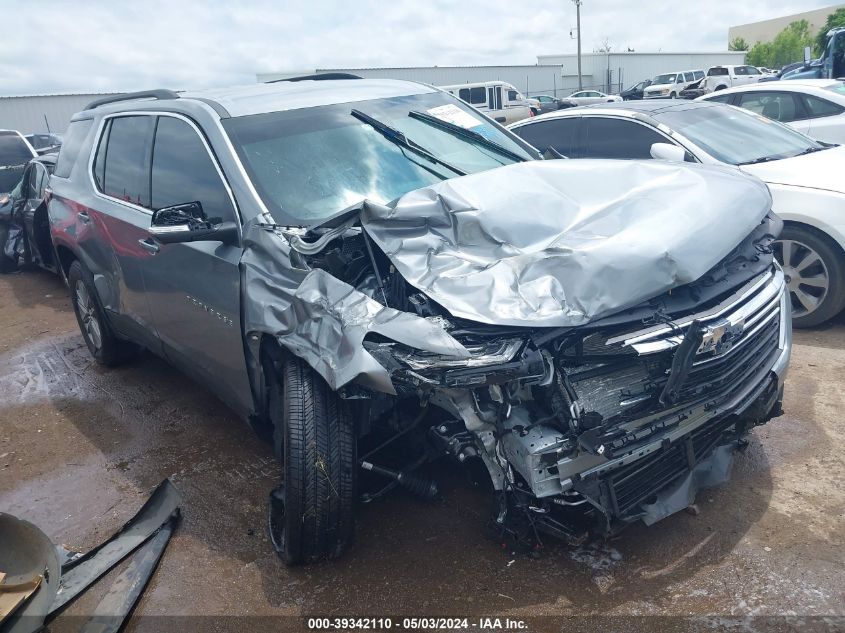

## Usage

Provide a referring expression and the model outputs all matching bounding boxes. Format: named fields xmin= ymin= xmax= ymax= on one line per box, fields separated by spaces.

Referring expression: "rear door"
xmin=21 ymin=161 xmax=54 ymax=268
xmin=89 ymin=115 xmax=161 ymax=350
xmin=141 ymin=114 xmax=251 ymax=415
xmin=801 ymin=94 xmax=845 ymax=142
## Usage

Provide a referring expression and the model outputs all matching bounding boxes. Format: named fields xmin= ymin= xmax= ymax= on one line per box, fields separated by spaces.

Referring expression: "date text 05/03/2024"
xmin=306 ymin=617 xmax=528 ymax=630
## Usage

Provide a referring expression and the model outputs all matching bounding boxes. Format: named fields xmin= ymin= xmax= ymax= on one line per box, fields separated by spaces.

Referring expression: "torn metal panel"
xmin=79 ymin=514 xmax=177 ymax=633
xmin=640 ymin=443 xmax=735 ymax=525
xmin=360 ymin=159 xmax=772 ymax=327
xmin=50 ymin=479 xmax=181 ymax=613
xmin=241 ymin=224 xmax=468 ymax=394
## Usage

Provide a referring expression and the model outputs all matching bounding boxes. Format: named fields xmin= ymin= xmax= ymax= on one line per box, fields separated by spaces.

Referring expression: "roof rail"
xmin=84 ymin=89 xmax=180 ymax=111
xmin=265 ymin=73 xmax=362 ymax=83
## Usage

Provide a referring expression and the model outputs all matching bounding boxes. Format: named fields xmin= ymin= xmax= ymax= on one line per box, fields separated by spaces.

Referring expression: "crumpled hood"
xmin=361 ymin=159 xmax=772 ymax=328
xmin=740 ymin=145 xmax=845 ymax=195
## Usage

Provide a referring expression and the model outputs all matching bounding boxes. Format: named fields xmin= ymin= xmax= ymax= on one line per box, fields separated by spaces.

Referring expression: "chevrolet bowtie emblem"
xmin=698 ymin=318 xmax=745 ymax=355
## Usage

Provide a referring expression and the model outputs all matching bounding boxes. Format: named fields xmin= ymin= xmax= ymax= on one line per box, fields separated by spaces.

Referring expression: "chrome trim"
xmin=610 ymin=269 xmax=782 ymax=353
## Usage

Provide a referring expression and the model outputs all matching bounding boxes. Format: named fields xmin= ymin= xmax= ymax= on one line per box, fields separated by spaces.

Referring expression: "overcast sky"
xmin=5 ymin=0 xmax=836 ymax=95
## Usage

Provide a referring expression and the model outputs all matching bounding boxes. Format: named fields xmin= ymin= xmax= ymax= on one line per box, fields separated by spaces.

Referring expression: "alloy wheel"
xmin=75 ymin=280 xmax=103 ymax=352
xmin=774 ymin=238 xmax=830 ymax=318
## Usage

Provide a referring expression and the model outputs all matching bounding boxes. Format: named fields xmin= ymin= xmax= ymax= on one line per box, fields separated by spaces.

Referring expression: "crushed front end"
xmin=243 ymin=159 xmax=791 ymax=546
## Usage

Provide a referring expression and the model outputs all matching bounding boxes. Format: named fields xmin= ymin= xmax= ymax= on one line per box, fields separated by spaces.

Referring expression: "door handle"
xmin=78 ymin=211 xmax=91 ymax=224
xmin=138 ymin=238 xmax=160 ymax=254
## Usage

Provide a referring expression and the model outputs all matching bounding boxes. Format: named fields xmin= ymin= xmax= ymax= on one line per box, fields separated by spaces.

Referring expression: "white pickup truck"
xmin=705 ymin=65 xmax=765 ymax=92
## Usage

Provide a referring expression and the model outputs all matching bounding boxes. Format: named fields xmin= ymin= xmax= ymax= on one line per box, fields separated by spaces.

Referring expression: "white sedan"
xmin=509 ymin=101 xmax=845 ymax=327
xmin=561 ymin=90 xmax=623 ymax=107
xmin=697 ymin=79 xmax=845 ymax=144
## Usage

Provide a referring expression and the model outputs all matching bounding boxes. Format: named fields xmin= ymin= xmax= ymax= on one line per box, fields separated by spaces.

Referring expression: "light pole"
xmin=572 ymin=0 xmax=583 ymax=91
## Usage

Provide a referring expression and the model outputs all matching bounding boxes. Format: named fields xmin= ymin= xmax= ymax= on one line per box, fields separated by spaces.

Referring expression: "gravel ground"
xmin=0 ymin=269 xmax=843 ymax=632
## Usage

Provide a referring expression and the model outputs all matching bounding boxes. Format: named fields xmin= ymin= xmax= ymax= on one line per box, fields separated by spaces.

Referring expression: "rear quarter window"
xmin=54 ymin=119 xmax=93 ymax=178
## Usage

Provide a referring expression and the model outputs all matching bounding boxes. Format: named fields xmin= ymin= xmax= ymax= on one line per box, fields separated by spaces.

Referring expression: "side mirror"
xmin=650 ymin=142 xmax=687 ymax=162
xmin=804 ymin=46 xmax=812 ymax=66
xmin=149 ymin=201 xmax=238 ymax=245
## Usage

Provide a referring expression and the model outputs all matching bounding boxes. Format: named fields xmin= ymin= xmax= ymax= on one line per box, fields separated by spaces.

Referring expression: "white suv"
xmin=704 ymin=65 xmax=764 ymax=92
xmin=643 ymin=70 xmax=704 ymax=99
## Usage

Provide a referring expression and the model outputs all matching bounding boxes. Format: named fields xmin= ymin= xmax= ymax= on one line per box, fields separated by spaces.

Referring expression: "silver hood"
xmin=361 ymin=159 xmax=772 ymax=328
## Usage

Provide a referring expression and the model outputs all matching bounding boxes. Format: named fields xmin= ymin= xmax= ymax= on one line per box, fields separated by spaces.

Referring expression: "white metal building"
xmin=257 ymin=51 xmax=746 ymax=99
xmin=0 ymin=93 xmax=119 ymax=135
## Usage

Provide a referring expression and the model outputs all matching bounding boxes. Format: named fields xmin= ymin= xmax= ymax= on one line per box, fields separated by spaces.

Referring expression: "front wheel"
xmin=266 ymin=352 xmax=356 ymax=565
xmin=774 ymin=225 xmax=845 ymax=327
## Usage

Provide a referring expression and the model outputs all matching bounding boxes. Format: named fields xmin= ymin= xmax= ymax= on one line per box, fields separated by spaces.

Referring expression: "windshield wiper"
xmin=738 ymin=156 xmax=779 ymax=166
xmin=351 ymin=109 xmax=466 ymax=177
xmin=408 ymin=110 xmax=529 ymax=163
xmin=792 ymin=146 xmax=827 ymax=157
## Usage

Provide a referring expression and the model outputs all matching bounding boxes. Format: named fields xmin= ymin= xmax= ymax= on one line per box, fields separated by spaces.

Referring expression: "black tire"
xmin=775 ymin=224 xmax=845 ymax=328
xmin=68 ymin=259 xmax=140 ymax=365
xmin=266 ymin=352 xmax=356 ymax=565
xmin=0 ymin=224 xmax=18 ymax=273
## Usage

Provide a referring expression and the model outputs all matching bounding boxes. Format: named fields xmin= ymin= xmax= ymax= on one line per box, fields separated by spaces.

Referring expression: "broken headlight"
xmin=392 ymin=338 xmax=525 ymax=370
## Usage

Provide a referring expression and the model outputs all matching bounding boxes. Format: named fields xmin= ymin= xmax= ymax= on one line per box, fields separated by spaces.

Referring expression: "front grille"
xmin=607 ymin=416 xmax=738 ymax=518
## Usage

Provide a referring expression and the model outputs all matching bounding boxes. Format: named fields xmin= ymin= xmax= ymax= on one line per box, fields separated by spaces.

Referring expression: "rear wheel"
xmin=266 ymin=352 xmax=356 ymax=565
xmin=68 ymin=260 xmax=140 ymax=365
xmin=774 ymin=225 xmax=845 ymax=328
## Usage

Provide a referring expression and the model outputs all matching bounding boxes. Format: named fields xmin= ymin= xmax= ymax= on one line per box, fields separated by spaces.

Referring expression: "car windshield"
xmin=656 ymin=104 xmax=825 ymax=165
xmin=0 ymin=132 xmax=34 ymax=193
xmin=222 ymin=91 xmax=535 ymax=224
xmin=825 ymin=82 xmax=845 ymax=95
xmin=653 ymin=74 xmax=677 ymax=84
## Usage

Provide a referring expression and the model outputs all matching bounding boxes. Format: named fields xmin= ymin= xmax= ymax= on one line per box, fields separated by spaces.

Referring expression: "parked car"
xmin=698 ymin=80 xmax=845 ymax=144
xmin=0 ymin=130 xmax=37 ymax=198
xmin=441 ymin=80 xmax=532 ymax=124
xmin=49 ymin=80 xmax=789 ymax=565
xmin=619 ymin=79 xmax=652 ymax=100
xmin=24 ymin=133 xmax=63 ymax=155
xmin=644 ymin=70 xmax=704 ymax=99
xmin=0 ymin=154 xmax=59 ymax=273
xmin=530 ymin=94 xmax=562 ymax=114
xmin=561 ymin=90 xmax=622 ymax=107
xmin=679 ymin=77 xmax=708 ymax=100
xmin=509 ymin=100 xmax=845 ymax=327
xmin=782 ymin=27 xmax=845 ymax=81
xmin=704 ymin=65 xmax=765 ymax=92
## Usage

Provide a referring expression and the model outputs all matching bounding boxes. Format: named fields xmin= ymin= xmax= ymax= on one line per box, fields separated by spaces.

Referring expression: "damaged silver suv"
xmin=47 ymin=75 xmax=791 ymax=564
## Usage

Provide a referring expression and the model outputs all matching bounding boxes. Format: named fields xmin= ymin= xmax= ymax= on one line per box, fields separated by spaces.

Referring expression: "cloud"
xmin=5 ymin=0 xmax=836 ymax=95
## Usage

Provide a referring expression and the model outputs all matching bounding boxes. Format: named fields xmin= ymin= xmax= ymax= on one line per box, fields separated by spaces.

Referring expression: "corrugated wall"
xmin=0 ymin=94 xmax=120 ymax=134
xmin=258 ymin=66 xmax=595 ymax=98
xmin=259 ymin=52 xmax=746 ymax=98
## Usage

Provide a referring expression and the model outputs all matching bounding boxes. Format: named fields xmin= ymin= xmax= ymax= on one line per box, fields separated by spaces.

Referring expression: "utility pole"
xmin=573 ymin=0 xmax=583 ymax=90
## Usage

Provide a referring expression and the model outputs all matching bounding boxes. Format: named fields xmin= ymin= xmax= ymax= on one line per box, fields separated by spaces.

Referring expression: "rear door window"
xmin=54 ymin=119 xmax=92 ymax=178
xmin=101 ymin=116 xmax=155 ymax=208
xmin=512 ymin=118 xmax=580 ymax=156
xmin=459 ymin=87 xmax=486 ymax=105
xmin=582 ymin=117 xmax=668 ymax=159
xmin=151 ymin=116 xmax=236 ymax=222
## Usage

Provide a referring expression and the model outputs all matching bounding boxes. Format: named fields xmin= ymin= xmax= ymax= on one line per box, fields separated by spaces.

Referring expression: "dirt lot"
xmin=1 ymin=269 xmax=843 ymax=632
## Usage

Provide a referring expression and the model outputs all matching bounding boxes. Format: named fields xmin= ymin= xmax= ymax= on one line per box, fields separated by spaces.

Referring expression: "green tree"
xmin=744 ymin=20 xmax=815 ymax=68
xmin=815 ymin=7 xmax=845 ymax=56
xmin=729 ymin=36 xmax=749 ymax=51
